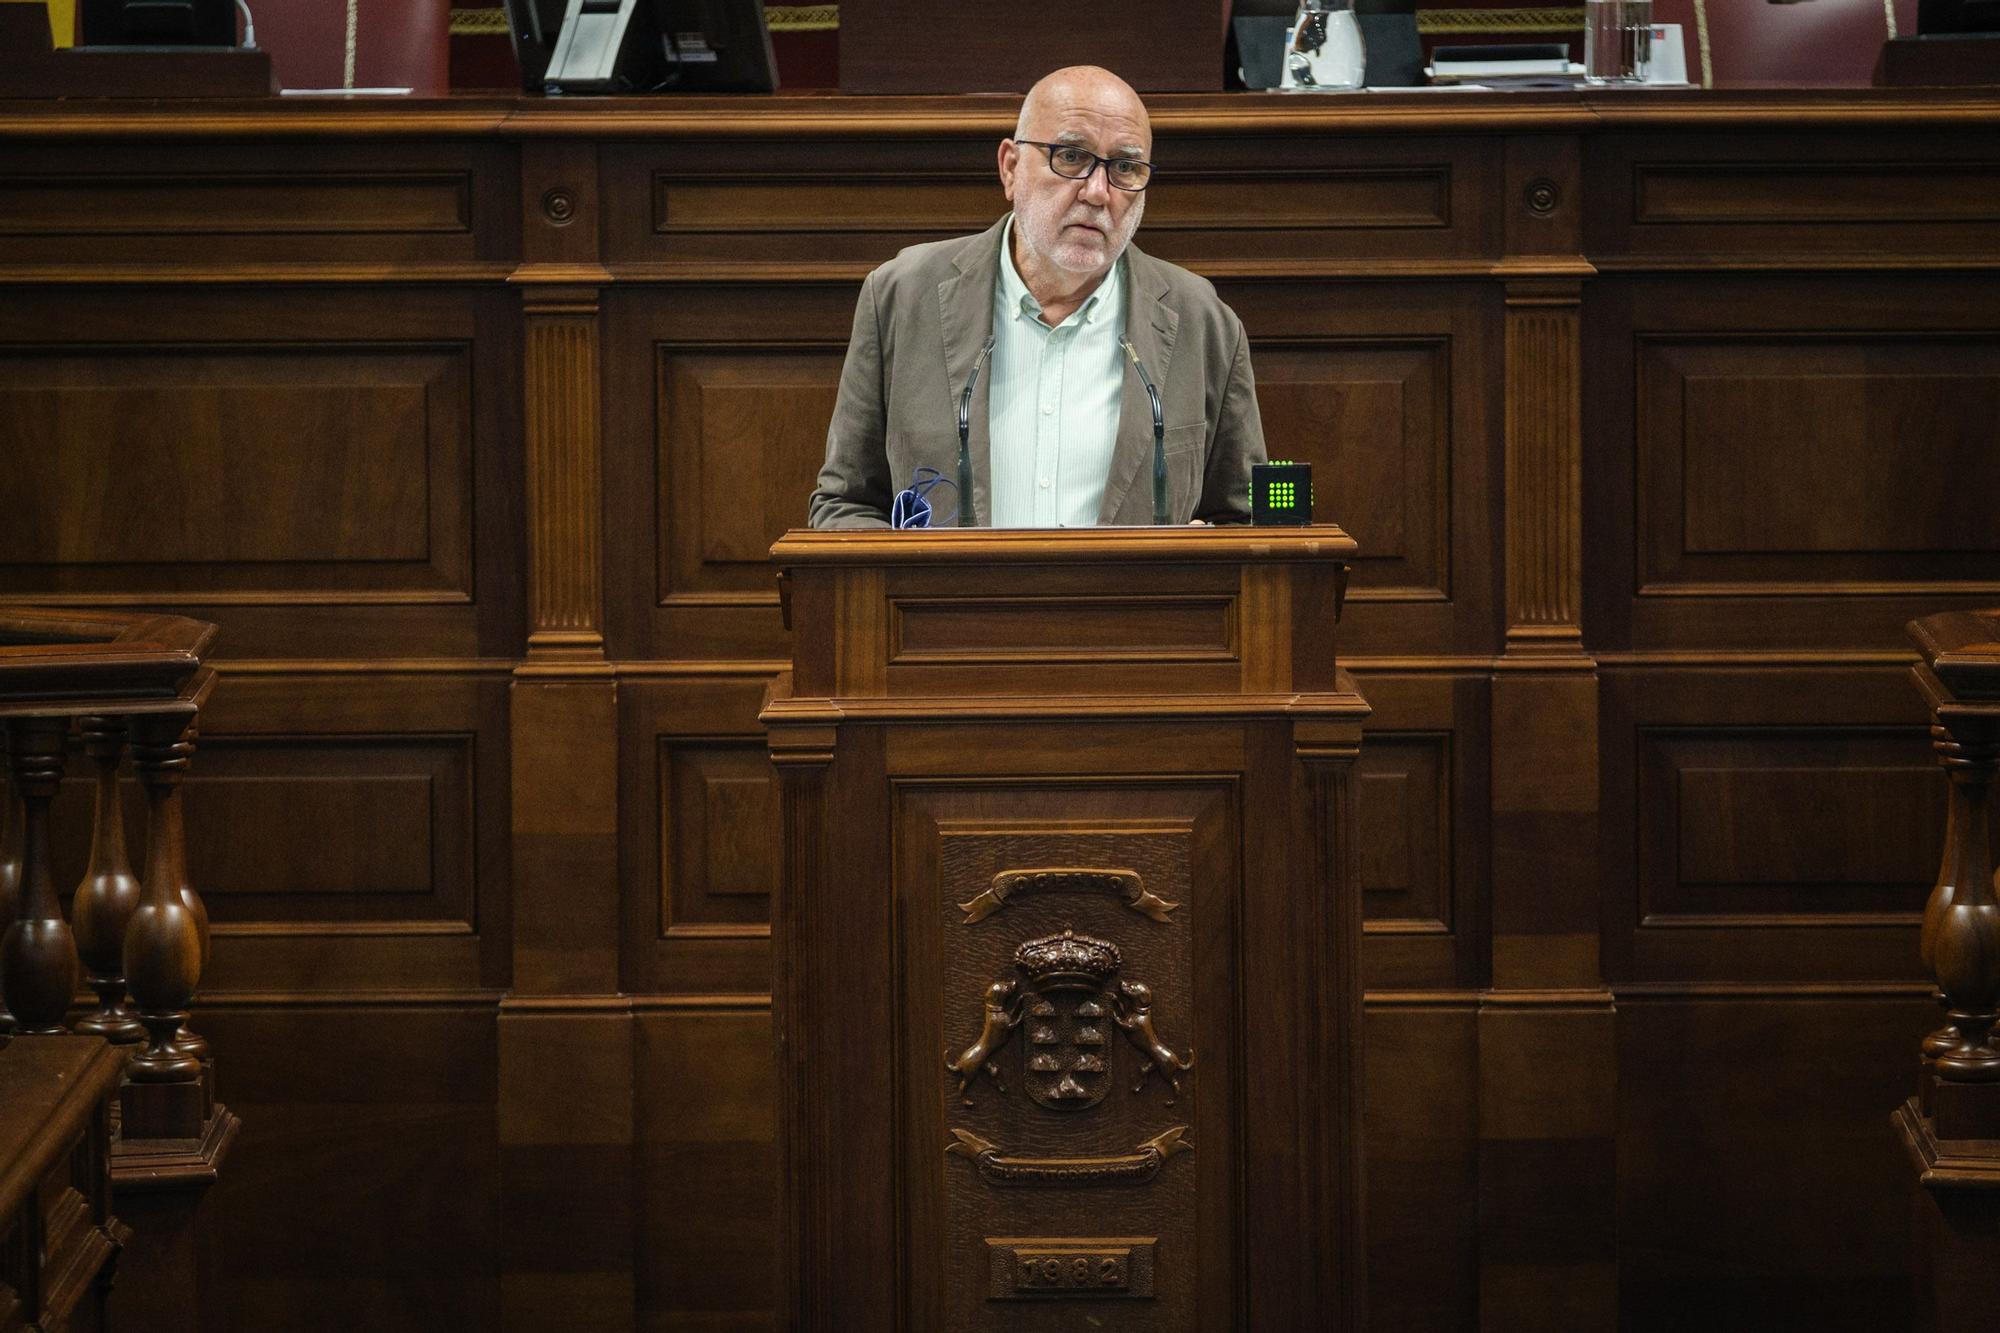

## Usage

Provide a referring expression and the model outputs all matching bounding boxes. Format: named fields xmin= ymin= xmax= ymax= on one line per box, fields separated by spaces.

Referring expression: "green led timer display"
xmin=1251 ymin=460 xmax=1312 ymax=526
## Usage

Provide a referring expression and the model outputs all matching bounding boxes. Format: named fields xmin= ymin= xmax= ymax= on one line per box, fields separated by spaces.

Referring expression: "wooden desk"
xmin=0 ymin=1039 xmax=127 ymax=1333
xmin=0 ymin=89 xmax=1995 ymax=1329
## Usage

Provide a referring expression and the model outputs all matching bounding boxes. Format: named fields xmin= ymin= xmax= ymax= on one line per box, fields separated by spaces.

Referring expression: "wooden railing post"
xmin=123 ymin=712 xmax=207 ymax=1138
xmin=73 ymin=715 xmax=146 ymax=1044
xmin=1895 ymin=609 xmax=2000 ymax=1333
xmin=0 ymin=778 xmax=22 ymax=1038
xmin=2 ymin=716 xmax=81 ymax=1034
xmin=1928 ymin=721 xmax=2000 ymax=1093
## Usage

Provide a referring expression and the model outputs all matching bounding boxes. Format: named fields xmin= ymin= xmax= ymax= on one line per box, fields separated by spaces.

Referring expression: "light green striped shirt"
xmin=988 ymin=217 xmax=1128 ymax=528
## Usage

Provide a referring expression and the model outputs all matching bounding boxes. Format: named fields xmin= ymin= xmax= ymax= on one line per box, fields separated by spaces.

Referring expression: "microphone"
xmin=956 ymin=335 xmax=996 ymax=528
xmin=1120 ymin=339 xmax=1168 ymax=525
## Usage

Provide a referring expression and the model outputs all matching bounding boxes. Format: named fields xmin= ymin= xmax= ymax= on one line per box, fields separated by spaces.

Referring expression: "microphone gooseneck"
xmin=957 ymin=335 xmax=995 ymax=528
xmin=1121 ymin=339 xmax=1168 ymax=525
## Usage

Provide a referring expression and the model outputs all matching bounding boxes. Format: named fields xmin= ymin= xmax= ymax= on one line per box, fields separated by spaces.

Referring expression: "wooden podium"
xmin=762 ymin=527 xmax=1371 ymax=1330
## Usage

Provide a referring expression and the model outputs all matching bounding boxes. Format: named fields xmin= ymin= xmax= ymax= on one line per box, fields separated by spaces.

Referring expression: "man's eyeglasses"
xmin=1014 ymin=140 xmax=1154 ymax=192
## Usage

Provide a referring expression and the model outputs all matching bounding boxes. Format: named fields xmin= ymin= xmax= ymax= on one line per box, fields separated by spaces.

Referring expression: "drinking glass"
xmin=1584 ymin=0 xmax=1653 ymax=84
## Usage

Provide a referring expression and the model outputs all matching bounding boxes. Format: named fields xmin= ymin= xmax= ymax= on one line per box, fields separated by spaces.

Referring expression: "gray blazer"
xmin=809 ymin=216 xmax=1266 ymax=528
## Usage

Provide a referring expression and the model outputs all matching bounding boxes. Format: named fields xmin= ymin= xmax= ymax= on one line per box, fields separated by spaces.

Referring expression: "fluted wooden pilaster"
xmin=2 ymin=716 xmax=79 ymax=1033
xmin=73 ymin=715 xmax=145 ymax=1043
xmin=1503 ymin=283 xmax=1584 ymax=653
xmin=523 ymin=288 xmax=606 ymax=662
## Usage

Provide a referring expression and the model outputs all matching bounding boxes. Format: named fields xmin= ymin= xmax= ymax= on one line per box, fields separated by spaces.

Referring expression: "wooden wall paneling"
xmin=600 ymin=136 xmax=1005 ymax=274
xmin=617 ymin=673 xmax=777 ymax=998
xmin=1616 ymin=992 xmax=1934 ymax=1331
xmin=0 ymin=138 xmax=520 ymax=269
xmin=1584 ymin=129 xmax=2000 ymax=265
xmin=501 ymin=130 xmax=636 ymax=1332
xmin=502 ymin=681 xmax=630 ymax=1331
xmin=1600 ymin=664 xmax=1938 ymax=985
xmin=632 ymin=1003 xmax=777 ymax=1332
xmin=519 ymin=138 xmax=607 ymax=664
xmin=1361 ymin=997 xmax=1479 ymax=1333
xmin=199 ymin=1001 xmax=501 ymax=1331
xmin=1350 ymin=670 xmax=1491 ymax=992
xmin=599 ymin=129 xmax=1500 ymax=277
xmin=1582 ymin=272 xmax=2000 ymax=654
xmin=1135 ymin=132 xmax=1503 ymax=270
xmin=1479 ymin=124 xmax=1620 ymax=1329
xmin=600 ymin=282 xmax=862 ymax=662
xmin=134 ymin=670 xmax=513 ymax=995
xmin=0 ymin=284 xmax=523 ymax=660
xmin=1601 ymin=663 xmax=1942 ymax=982
xmin=1225 ymin=278 xmax=1503 ymax=659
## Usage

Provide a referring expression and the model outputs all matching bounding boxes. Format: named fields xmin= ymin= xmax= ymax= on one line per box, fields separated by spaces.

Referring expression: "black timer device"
xmin=1251 ymin=460 xmax=1313 ymax=526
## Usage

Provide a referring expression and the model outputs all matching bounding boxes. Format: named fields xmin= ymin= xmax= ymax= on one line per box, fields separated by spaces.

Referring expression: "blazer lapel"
xmin=936 ymin=217 xmax=1007 ymax=526
xmin=1098 ymin=245 xmax=1179 ymax=526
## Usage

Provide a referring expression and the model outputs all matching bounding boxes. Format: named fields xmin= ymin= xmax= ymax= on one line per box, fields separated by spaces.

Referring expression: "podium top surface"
xmin=770 ymin=525 xmax=1358 ymax=568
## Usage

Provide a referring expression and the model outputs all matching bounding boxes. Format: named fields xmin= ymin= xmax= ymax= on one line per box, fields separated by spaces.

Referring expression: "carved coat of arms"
xmin=946 ymin=928 xmax=1192 ymax=1110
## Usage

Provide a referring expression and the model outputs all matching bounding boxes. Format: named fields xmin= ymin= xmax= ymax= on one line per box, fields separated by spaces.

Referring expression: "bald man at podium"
xmin=809 ymin=65 xmax=1267 ymax=529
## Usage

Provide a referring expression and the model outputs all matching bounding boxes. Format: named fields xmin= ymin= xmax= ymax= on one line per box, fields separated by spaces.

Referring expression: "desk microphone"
xmin=956 ymin=335 xmax=996 ymax=528
xmin=1120 ymin=339 xmax=1169 ymax=525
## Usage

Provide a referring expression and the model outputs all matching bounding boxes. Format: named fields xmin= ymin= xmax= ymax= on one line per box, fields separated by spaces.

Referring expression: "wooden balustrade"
xmin=1896 ymin=608 xmax=2000 ymax=1332
xmin=73 ymin=716 xmax=146 ymax=1045
xmin=0 ymin=605 xmax=234 ymax=1330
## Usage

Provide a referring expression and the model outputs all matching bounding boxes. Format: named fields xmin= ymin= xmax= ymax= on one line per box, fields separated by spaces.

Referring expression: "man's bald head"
xmin=1014 ymin=66 xmax=1151 ymax=152
xmin=998 ymin=66 xmax=1152 ymax=297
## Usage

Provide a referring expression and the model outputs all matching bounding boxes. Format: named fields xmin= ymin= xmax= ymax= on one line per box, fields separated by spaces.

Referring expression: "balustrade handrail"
xmin=0 ymin=607 xmax=214 ymax=717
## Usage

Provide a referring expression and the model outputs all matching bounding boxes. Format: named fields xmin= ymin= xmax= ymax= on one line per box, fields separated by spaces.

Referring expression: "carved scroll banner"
xmin=958 ymin=866 xmax=1180 ymax=924
xmin=947 ymin=1125 xmax=1191 ymax=1186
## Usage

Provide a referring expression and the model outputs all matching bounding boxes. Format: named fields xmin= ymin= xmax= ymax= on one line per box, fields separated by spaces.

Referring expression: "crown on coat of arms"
xmin=1014 ymin=928 xmax=1121 ymax=989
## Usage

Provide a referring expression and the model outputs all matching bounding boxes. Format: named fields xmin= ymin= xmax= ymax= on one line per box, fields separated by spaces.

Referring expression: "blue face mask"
xmin=892 ymin=467 xmax=959 ymax=529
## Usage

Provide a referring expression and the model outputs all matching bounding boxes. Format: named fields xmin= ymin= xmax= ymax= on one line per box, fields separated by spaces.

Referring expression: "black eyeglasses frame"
xmin=1012 ymin=139 xmax=1155 ymax=192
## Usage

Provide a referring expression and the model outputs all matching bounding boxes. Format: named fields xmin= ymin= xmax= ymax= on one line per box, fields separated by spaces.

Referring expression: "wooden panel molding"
xmin=170 ymin=670 xmax=508 ymax=994
xmin=1638 ymin=336 xmax=2000 ymax=597
xmin=655 ymin=173 xmax=999 ymax=236
xmin=1357 ymin=731 xmax=1452 ymax=934
xmin=0 ymin=343 xmax=473 ymax=603
xmin=0 ymin=171 xmax=472 ymax=237
xmin=656 ymin=349 xmax=843 ymax=608
xmin=1632 ymin=162 xmax=2000 ymax=227
xmin=659 ymin=738 xmax=776 ymax=936
xmin=1253 ymin=339 xmax=1451 ymax=602
xmin=620 ymin=674 xmax=777 ymax=997
xmin=1637 ymin=727 xmax=1943 ymax=924
xmin=1601 ymin=665 xmax=1934 ymax=985
xmin=0 ymin=139 xmax=515 ymax=268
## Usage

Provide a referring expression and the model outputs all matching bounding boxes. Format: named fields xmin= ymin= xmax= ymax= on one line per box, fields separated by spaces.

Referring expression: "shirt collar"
xmin=998 ymin=214 xmax=1122 ymax=329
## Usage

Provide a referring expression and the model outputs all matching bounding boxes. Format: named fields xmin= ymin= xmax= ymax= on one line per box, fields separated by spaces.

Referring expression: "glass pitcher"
xmin=1283 ymin=0 xmax=1366 ymax=92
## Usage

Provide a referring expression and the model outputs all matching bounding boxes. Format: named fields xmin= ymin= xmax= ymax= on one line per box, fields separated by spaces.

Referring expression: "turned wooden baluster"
xmin=72 ymin=716 xmax=146 ymax=1044
xmin=169 ymin=720 xmax=211 ymax=1077
xmin=0 ymin=776 xmax=22 ymax=1038
xmin=1930 ymin=717 xmax=2000 ymax=1084
xmin=2 ymin=717 xmax=82 ymax=1034
xmin=125 ymin=715 xmax=205 ymax=1088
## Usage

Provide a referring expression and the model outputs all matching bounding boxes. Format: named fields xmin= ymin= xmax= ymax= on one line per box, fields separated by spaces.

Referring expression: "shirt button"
xmin=1041 ymin=405 xmax=1054 ymax=415
xmin=1039 ymin=477 xmax=1051 ymax=488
